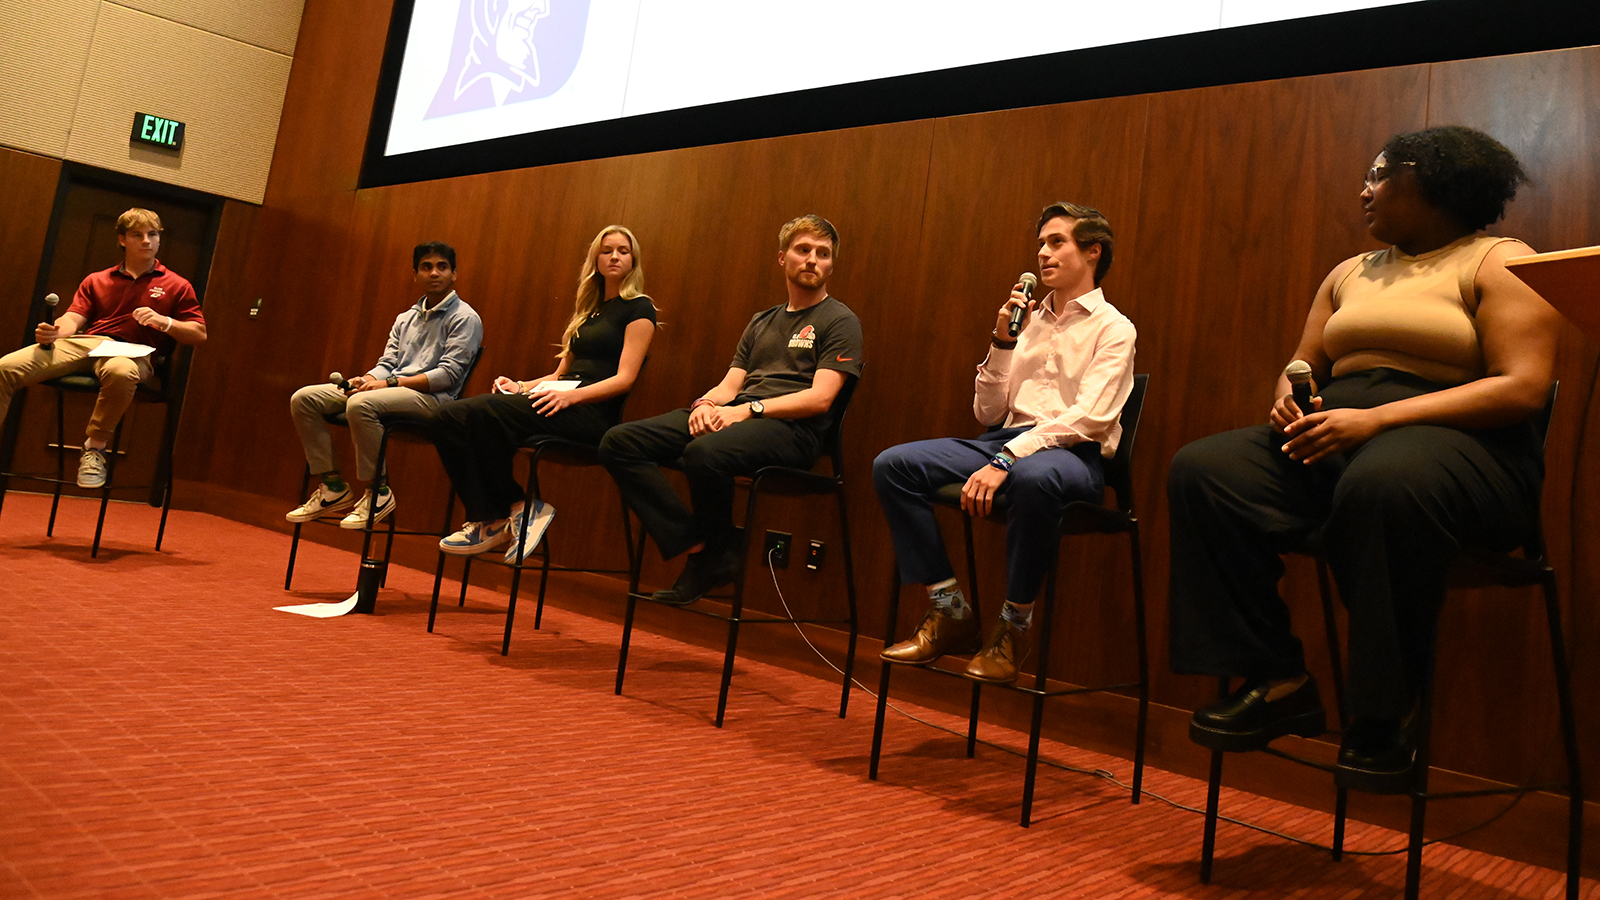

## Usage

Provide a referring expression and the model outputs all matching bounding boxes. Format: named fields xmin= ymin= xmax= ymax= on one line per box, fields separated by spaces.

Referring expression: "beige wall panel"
xmin=65 ymin=4 xmax=290 ymax=203
xmin=115 ymin=0 xmax=306 ymax=56
xmin=0 ymin=0 xmax=99 ymax=157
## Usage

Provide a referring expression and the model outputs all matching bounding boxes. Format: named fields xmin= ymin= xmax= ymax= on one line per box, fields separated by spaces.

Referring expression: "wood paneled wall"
xmin=76 ymin=0 xmax=1600 ymax=869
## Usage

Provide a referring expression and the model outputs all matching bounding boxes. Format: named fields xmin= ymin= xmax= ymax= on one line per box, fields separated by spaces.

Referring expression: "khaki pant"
xmin=289 ymin=383 xmax=440 ymax=483
xmin=0 ymin=336 xmax=156 ymax=443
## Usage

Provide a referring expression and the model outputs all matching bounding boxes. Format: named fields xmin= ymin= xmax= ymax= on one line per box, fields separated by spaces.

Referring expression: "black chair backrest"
xmin=1534 ymin=380 xmax=1558 ymax=454
xmin=1103 ymin=373 xmax=1149 ymax=515
xmin=819 ymin=374 xmax=860 ymax=480
xmin=452 ymin=345 xmax=486 ymax=399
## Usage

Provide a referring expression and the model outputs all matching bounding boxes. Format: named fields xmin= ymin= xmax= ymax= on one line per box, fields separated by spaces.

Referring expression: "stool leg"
xmin=836 ymin=489 xmax=858 ymax=718
xmin=1332 ymin=788 xmax=1348 ymax=862
xmin=48 ymin=389 xmax=66 ymax=537
xmin=616 ymin=591 xmax=638 ymax=695
xmin=1020 ymin=556 xmax=1060 ymax=828
xmin=869 ymin=569 xmax=902 ymax=780
xmin=503 ymin=556 xmax=523 ymax=657
xmin=428 ymin=553 xmax=446 ymax=633
xmin=533 ymin=532 xmax=552 ymax=631
xmin=91 ymin=423 xmax=124 ymax=558
xmin=458 ymin=556 xmax=472 ymax=606
xmin=285 ymin=467 xmax=311 ymax=590
xmin=1404 ymin=644 xmax=1438 ymax=900
xmin=1128 ymin=524 xmax=1149 ymax=803
xmin=715 ymin=527 xmax=750 ymax=728
xmin=617 ymin=525 xmax=649 ymax=696
xmin=967 ymin=683 xmax=982 ymax=758
xmin=1541 ymin=575 xmax=1583 ymax=900
xmin=155 ymin=478 xmax=172 ymax=551
xmin=1200 ymin=677 xmax=1229 ymax=884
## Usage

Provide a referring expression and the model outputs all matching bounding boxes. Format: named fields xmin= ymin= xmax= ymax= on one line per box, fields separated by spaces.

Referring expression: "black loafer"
xmin=652 ymin=547 xmax=740 ymax=607
xmin=1335 ymin=716 xmax=1416 ymax=794
xmin=1189 ymin=676 xmax=1327 ymax=752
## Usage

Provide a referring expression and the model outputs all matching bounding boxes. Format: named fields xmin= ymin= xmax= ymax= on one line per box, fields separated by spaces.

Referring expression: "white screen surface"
xmin=384 ymin=0 xmax=1427 ymax=157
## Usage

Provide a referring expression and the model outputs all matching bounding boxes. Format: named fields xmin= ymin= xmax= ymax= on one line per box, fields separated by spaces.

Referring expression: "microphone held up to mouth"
xmin=1008 ymin=272 xmax=1039 ymax=337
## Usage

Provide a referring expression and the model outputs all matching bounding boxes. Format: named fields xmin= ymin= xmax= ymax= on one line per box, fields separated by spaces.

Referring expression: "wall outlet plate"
xmin=806 ymin=540 xmax=825 ymax=571
xmin=764 ymin=530 xmax=791 ymax=568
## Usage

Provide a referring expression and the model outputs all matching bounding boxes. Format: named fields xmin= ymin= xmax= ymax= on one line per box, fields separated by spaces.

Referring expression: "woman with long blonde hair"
xmin=429 ymin=225 xmax=657 ymax=561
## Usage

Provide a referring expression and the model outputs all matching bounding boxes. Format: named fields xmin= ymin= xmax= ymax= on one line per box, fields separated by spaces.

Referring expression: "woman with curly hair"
xmin=1167 ymin=126 xmax=1562 ymax=789
xmin=429 ymin=225 xmax=657 ymax=562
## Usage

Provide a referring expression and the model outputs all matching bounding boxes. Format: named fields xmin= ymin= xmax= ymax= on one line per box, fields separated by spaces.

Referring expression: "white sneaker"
xmin=504 ymin=501 xmax=556 ymax=564
xmin=339 ymin=489 xmax=396 ymax=530
xmin=439 ymin=520 xmax=512 ymax=555
xmin=76 ymin=446 xmax=108 ymax=489
xmin=285 ymin=484 xmax=355 ymax=523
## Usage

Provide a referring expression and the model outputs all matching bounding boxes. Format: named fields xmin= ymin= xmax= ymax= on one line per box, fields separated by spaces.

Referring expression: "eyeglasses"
xmin=1364 ymin=160 xmax=1416 ymax=189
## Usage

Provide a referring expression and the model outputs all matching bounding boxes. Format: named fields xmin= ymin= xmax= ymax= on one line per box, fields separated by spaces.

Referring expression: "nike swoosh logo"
xmin=836 ymin=355 xmax=853 ymax=362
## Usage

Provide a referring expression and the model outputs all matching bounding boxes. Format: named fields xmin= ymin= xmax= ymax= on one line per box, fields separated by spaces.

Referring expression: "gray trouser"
xmin=289 ymin=383 xmax=439 ymax=482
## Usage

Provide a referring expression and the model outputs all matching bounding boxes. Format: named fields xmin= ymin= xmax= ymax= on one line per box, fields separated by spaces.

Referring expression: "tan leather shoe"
xmin=880 ymin=608 xmax=981 ymax=664
xmin=963 ymin=619 xmax=1031 ymax=684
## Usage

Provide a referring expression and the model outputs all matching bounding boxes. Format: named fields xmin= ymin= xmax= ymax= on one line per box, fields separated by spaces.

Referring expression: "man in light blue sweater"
xmin=287 ymin=241 xmax=483 ymax=529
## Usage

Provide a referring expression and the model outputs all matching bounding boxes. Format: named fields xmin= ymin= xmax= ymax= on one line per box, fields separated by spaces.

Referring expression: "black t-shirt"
xmin=730 ymin=296 xmax=864 ymax=430
xmin=566 ymin=294 xmax=657 ymax=420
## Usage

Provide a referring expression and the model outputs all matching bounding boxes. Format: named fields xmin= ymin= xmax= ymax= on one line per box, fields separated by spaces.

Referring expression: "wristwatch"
xmin=386 ymin=375 xmax=399 ymax=388
xmin=748 ymin=399 xmax=765 ymax=418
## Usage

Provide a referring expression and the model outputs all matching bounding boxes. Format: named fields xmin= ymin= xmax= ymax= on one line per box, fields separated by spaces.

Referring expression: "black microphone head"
xmin=1285 ymin=360 xmax=1313 ymax=385
xmin=44 ymin=292 xmax=59 ymax=309
xmin=1019 ymin=272 xmax=1038 ymax=299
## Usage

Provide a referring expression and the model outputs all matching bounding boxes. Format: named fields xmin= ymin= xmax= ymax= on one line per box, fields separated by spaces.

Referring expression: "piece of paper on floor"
xmin=87 ymin=340 xmax=157 ymax=359
xmin=274 ymin=592 xmax=359 ymax=617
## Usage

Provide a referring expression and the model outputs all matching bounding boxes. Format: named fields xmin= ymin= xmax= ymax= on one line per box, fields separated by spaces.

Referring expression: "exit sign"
xmin=130 ymin=112 xmax=185 ymax=151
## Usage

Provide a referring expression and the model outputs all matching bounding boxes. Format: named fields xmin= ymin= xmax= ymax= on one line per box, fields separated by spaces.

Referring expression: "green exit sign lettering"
xmin=130 ymin=113 xmax=185 ymax=151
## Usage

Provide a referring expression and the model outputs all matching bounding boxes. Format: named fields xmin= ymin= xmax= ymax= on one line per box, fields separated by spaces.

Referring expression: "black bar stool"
xmin=869 ymin=373 xmax=1150 ymax=827
xmin=1196 ymin=383 xmax=1582 ymax=900
xmin=615 ymin=377 xmax=861 ymax=728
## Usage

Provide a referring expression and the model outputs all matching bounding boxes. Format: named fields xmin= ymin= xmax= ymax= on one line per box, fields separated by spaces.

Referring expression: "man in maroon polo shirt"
xmin=0 ymin=208 xmax=206 ymax=488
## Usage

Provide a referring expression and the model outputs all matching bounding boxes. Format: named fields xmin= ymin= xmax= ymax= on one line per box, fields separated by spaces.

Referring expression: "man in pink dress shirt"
xmin=873 ymin=202 xmax=1137 ymax=684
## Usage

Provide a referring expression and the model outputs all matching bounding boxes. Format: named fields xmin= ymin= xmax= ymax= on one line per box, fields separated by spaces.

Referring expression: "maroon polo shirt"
xmin=67 ymin=260 xmax=203 ymax=355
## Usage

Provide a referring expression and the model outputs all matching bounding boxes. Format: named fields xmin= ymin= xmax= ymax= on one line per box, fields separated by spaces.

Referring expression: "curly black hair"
xmin=1380 ymin=126 xmax=1528 ymax=232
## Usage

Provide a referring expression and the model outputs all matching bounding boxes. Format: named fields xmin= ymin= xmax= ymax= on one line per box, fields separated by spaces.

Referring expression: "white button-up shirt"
xmin=973 ymin=287 xmax=1136 ymax=459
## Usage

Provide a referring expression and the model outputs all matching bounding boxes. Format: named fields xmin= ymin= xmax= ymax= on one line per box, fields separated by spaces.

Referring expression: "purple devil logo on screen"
xmin=425 ymin=0 xmax=590 ymax=118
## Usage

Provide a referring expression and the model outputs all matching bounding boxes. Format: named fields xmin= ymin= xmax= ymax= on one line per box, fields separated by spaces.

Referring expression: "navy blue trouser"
xmin=872 ymin=427 xmax=1105 ymax=608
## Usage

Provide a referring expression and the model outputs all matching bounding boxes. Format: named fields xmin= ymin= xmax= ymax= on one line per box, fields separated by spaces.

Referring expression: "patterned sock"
xmin=927 ymin=579 xmax=971 ymax=620
xmin=1001 ymin=600 xmax=1033 ymax=629
xmin=320 ymin=472 xmax=348 ymax=493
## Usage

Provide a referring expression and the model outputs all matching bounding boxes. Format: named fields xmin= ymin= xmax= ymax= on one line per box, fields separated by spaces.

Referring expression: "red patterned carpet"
xmin=0 ymin=492 xmax=1591 ymax=898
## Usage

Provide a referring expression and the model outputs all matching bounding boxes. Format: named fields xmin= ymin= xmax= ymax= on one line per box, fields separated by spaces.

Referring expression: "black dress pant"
xmin=1167 ymin=369 xmax=1542 ymax=719
xmin=598 ymin=408 xmax=819 ymax=560
xmin=430 ymin=392 xmax=613 ymax=522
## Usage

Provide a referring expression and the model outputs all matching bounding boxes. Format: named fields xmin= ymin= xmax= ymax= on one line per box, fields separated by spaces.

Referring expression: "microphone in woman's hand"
xmin=1285 ymin=360 xmax=1315 ymax=416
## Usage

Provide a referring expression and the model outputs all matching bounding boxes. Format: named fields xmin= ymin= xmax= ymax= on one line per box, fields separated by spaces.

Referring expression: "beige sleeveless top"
xmin=1323 ymin=234 xmax=1523 ymax=387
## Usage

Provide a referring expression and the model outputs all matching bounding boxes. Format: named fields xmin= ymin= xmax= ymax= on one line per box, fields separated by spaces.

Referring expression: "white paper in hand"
xmin=532 ymin=380 xmax=581 ymax=392
xmin=87 ymin=340 xmax=157 ymax=359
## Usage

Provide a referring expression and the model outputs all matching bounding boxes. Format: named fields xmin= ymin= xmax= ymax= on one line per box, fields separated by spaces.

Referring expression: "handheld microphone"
xmin=41 ymin=293 xmax=60 ymax=350
xmin=1008 ymin=273 xmax=1039 ymax=337
xmin=1285 ymin=360 xmax=1315 ymax=416
xmin=329 ymin=371 xmax=352 ymax=392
